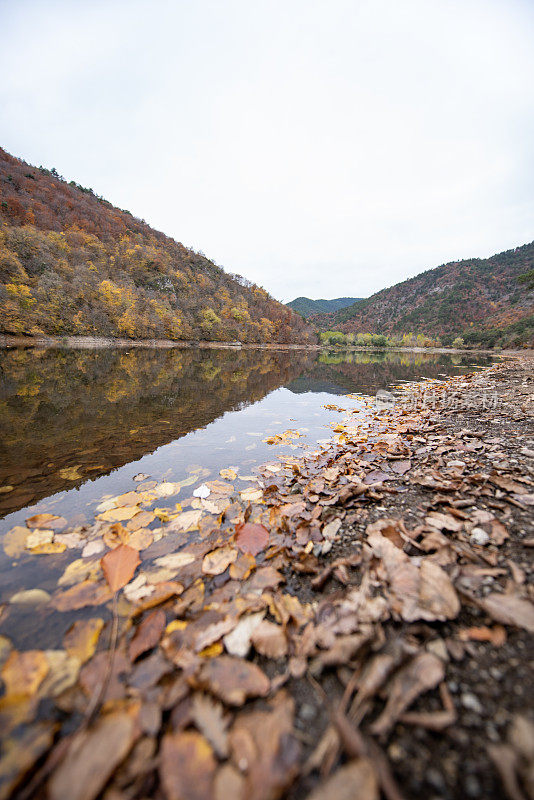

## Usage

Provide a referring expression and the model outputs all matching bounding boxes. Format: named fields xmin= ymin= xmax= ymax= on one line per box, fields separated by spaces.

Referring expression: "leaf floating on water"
xmin=235 ymin=522 xmax=269 ymax=556
xmin=219 ymin=468 xmax=237 ymax=480
xmin=63 ymin=618 xmax=104 ymax=664
xmin=160 ymin=730 xmax=217 ymax=800
xmin=133 ymin=472 xmax=150 ymax=481
xmin=193 ymin=483 xmax=211 ymax=499
xmin=52 ymin=580 xmax=113 ymax=611
xmin=240 ymin=487 xmax=263 ymax=503
xmin=101 ymin=544 xmax=141 ymax=592
xmin=48 ymin=711 xmax=136 ymax=800
xmin=197 ymin=655 xmax=270 ymax=706
xmin=3 ymin=526 xmax=29 ymax=557
xmin=167 ymin=509 xmax=203 ymax=532
xmin=25 ymin=513 xmax=67 ymax=530
xmin=98 ymin=506 xmax=140 ymax=522
xmin=1 ymin=650 xmax=49 ymax=697
xmin=202 ymin=546 xmax=238 ymax=576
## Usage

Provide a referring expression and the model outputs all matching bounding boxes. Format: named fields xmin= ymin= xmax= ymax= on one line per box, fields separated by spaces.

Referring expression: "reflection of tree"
xmin=0 ymin=347 xmax=315 ymax=517
xmin=287 ymin=350 xmax=493 ymax=395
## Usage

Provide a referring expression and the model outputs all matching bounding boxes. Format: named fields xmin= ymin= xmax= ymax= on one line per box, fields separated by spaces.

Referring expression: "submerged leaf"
xmin=101 ymin=544 xmax=140 ymax=592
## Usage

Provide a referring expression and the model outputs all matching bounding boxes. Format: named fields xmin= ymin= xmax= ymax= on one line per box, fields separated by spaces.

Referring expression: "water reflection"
xmin=0 ymin=346 xmax=492 ymax=519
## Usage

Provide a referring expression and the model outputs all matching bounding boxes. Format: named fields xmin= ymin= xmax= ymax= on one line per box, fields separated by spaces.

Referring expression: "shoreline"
xmin=0 ymin=333 xmax=531 ymax=356
xmin=1 ymin=355 xmax=533 ymax=799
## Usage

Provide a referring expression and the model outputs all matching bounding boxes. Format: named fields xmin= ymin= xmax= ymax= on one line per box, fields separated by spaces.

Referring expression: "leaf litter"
xmin=0 ymin=356 xmax=533 ymax=799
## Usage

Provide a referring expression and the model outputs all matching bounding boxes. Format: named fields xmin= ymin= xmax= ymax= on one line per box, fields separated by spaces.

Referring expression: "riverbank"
xmin=1 ymin=333 xmax=531 ymax=356
xmin=1 ymin=356 xmax=532 ymax=800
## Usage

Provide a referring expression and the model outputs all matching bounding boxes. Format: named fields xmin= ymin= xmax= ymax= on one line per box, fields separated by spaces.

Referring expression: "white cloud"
xmin=1 ymin=0 xmax=532 ymax=300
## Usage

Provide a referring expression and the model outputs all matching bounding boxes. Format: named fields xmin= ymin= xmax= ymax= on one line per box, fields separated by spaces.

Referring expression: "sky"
xmin=1 ymin=0 xmax=533 ymax=302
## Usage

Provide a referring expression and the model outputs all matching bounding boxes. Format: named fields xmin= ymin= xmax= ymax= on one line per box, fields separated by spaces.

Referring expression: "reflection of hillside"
xmin=285 ymin=350 xmax=493 ymax=396
xmin=0 ymin=348 xmax=315 ymax=517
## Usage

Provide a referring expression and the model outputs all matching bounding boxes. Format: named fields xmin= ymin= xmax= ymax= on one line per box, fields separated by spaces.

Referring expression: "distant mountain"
xmin=313 ymin=243 xmax=534 ymax=348
xmin=286 ymin=296 xmax=362 ymax=317
xmin=0 ymin=148 xmax=314 ymax=344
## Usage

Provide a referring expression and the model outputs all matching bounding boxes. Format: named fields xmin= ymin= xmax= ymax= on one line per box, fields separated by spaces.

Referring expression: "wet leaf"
xmin=235 ymin=522 xmax=269 ymax=556
xmin=63 ymin=618 xmax=104 ymax=664
xmin=52 ymin=580 xmax=113 ymax=611
xmin=197 ymin=655 xmax=270 ymax=706
xmin=160 ymin=730 xmax=216 ymax=800
xmin=48 ymin=711 xmax=136 ymax=800
xmin=1 ymin=650 xmax=49 ymax=697
xmin=9 ymin=589 xmax=51 ymax=606
xmin=220 ymin=468 xmax=237 ymax=480
xmin=25 ymin=513 xmax=67 ymax=530
xmin=167 ymin=509 xmax=204 ymax=532
xmin=101 ymin=544 xmax=141 ymax=592
xmin=193 ymin=484 xmax=211 ymax=499
xmin=202 ymin=546 xmax=238 ymax=576
xmin=39 ymin=650 xmax=80 ymax=698
xmin=0 ymin=722 xmax=55 ymax=800
xmin=129 ymin=609 xmax=166 ymax=661
xmin=3 ymin=526 xmax=29 ymax=557
xmin=98 ymin=505 xmax=140 ymax=522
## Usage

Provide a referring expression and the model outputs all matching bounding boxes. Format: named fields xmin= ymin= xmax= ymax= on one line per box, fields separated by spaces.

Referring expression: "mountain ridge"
xmin=286 ymin=296 xmax=362 ymax=317
xmin=0 ymin=147 xmax=314 ymax=344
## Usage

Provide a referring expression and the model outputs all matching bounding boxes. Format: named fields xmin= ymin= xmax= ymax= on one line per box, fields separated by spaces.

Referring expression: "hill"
xmin=287 ymin=296 xmax=362 ymax=317
xmin=0 ymin=148 xmax=314 ymax=344
xmin=314 ymin=243 xmax=534 ymax=347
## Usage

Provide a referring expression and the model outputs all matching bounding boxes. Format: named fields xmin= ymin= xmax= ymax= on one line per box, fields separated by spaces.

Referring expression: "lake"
xmin=0 ymin=346 xmax=493 ymax=648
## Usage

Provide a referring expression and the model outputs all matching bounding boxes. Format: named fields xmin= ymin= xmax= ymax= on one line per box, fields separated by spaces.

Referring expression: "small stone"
xmin=461 ymin=692 xmax=483 ymax=713
xmin=9 ymin=588 xmax=51 ymax=605
xmin=470 ymin=528 xmax=490 ymax=546
xmin=426 ymin=638 xmax=449 ymax=662
xmin=447 ymin=460 xmax=466 ymax=469
xmin=299 ymin=703 xmax=316 ymax=721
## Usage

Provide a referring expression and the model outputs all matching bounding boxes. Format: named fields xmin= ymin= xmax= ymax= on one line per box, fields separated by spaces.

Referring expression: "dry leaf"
xmin=101 ymin=544 xmax=141 ymax=592
xmin=223 ymin=612 xmax=265 ymax=658
xmin=306 ymin=758 xmax=378 ymax=800
xmin=160 ymin=730 xmax=216 ymax=800
xmin=478 ymin=592 xmax=534 ymax=633
xmin=192 ymin=693 xmax=230 ymax=758
xmin=1 ymin=650 xmax=49 ymax=697
xmin=251 ymin=620 xmax=288 ymax=660
xmin=48 ymin=712 xmax=136 ymax=800
xmin=197 ymin=655 xmax=270 ymax=706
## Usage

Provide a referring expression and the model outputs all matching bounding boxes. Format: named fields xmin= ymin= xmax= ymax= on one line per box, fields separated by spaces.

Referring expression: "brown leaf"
xmin=229 ymin=694 xmax=301 ymax=800
xmin=48 ymin=711 xmax=136 ymax=800
xmin=192 ymin=693 xmax=230 ymax=758
xmin=63 ymin=618 xmax=104 ymax=664
xmin=370 ymin=652 xmax=445 ymax=737
xmin=251 ymin=620 xmax=288 ymax=660
xmin=25 ymin=513 xmax=66 ymax=530
xmin=101 ymin=544 xmax=140 ymax=592
xmin=478 ymin=592 xmax=534 ymax=633
xmin=52 ymin=580 xmax=113 ymax=611
xmin=235 ymin=522 xmax=269 ymax=557
xmin=160 ymin=730 xmax=216 ymax=800
xmin=305 ymin=758 xmax=378 ymax=800
xmin=197 ymin=655 xmax=270 ymax=706
xmin=202 ymin=546 xmax=238 ymax=576
xmin=1 ymin=650 xmax=49 ymax=697
xmin=214 ymin=764 xmax=245 ymax=800
xmin=0 ymin=722 xmax=55 ymax=800
xmin=129 ymin=609 xmax=166 ymax=661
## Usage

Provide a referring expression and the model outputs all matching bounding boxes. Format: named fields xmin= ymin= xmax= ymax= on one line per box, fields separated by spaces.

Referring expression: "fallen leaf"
xmin=63 ymin=618 xmax=104 ymax=663
xmin=197 ymin=655 xmax=270 ymax=705
xmin=370 ymin=652 xmax=445 ymax=736
xmin=9 ymin=589 xmax=51 ymax=606
xmin=0 ymin=723 xmax=55 ymax=800
xmin=235 ymin=522 xmax=269 ymax=556
xmin=478 ymin=592 xmax=534 ymax=633
xmin=160 ymin=730 xmax=216 ymax=800
xmin=251 ymin=620 xmax=287 ymax=659
xmin=1 ymin=650 xmax=49 ymax=697
xmin=52 ymin=581 xmax=113 ymax=611
xmin=39 ymin=650 xmax=80 ymax=698
xmin=48 ymin=711 xmax=136 ymax=800
xmin=193 ymin=484 xmax=211 ymax=499
xmin=220 ymin=468 xmax=238 ymax=480
xmin=306 ymin=758 xmax=378 ymax=800
xmin=3 ymin=526 xmax=29 ymax=557
xmin=129 ymin=609 xmax=166 ymax=661
xmin=192 ymin=693 xmax=230 ymax=758
xmin=223 ymin=612 xmax=265 ymax=657
xmin=167 ymin=509 xmax=204 ymax=532
xmin=98 ymin=506 xmax=140 ymax=522
xmin=101 ymin=544 xmax=141 ymax=592
xmin=25 ymin=513 xmax=67 ymax=530
xmin=202 ymin=546 xmax=238 ymax=576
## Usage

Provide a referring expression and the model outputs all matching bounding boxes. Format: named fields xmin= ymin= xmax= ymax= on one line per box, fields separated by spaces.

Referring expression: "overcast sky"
xmin=1 ymin=0 xmax=533 ymax=301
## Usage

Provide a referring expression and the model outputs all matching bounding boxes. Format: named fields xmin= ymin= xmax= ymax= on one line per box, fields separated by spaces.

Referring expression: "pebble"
xmin=461 ymin=692 xmax=483 ymax=713
xmin=470 ymin=528 xmax=490 ymax=546
xmin=299 ymin=703 xmax=316 ymax=721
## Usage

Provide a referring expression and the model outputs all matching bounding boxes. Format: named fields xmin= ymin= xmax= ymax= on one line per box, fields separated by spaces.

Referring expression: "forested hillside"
xmin=0 ymin=148 xmax=314 ymax=343
xmin=314 ymin=243 xmax=534 ymax=347
xmin=287 ymin=296 xmax=362 ymax=317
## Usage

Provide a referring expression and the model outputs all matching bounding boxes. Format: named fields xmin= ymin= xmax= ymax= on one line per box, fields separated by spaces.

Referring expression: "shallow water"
xmin=0 ymin=346 xmax=493 ymax=648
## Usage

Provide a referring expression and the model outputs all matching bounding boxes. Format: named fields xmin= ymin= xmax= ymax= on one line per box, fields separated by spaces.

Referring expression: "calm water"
xmin=0 ymin=346 xmax=494 ymax=648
